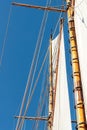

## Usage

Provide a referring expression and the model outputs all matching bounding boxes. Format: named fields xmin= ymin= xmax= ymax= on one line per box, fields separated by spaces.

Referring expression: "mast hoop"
xmin=70 ymin=35 xmax=76 ymax=41
xmin=73 ymin=86 xmax=82 ymax=92
xmin=68 ymin=17 xmax=74 ymax=22
xmin=74 ymin=102 xmax=84 ymax=109
xmin=76 ymin=122 xmax=86 ymax=129
xmin=69 ymin=26 xmax=75 ymax=31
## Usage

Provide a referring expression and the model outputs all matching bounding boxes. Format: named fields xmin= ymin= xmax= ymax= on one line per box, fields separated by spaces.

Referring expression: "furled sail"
xmin=75 ymin=0 xmax=87 ymax=121
xmin=52 ymin=29 xmax=72 ymax=130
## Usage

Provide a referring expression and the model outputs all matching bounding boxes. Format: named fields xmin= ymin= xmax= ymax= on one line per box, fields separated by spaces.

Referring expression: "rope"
xmin=34 ymin=66 xmax=48 ymax=130
xmin=32 ymin=67 xmax=48 ymax=129
xmin=35 ymin=86 xmax=48 ymax=130
xmin=34 ymin=87 xmax=48 ymax=130
xmin=16 ymin=0 xmax=52 ymax=129
xmin=18 ymin=47 xmax=49 ymax=130
xmin=53 ymin=12 xmax=62 ymax=38
xmin=16 ymin=1 xmax=50 ymax=129
xmin=0 ymin=5 xmax=12 ymax=65
xmin=24 ymin=0 xmax=49 ymax=112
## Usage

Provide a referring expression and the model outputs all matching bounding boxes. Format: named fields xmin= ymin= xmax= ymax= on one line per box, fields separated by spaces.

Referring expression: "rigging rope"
xmin=34 ymin=87 xmax=48 ymax=130
xmin=53 ymin=12 xmax=62 ymax=38
xmin=0 ymin=5 xmax=12 ymax=65
xmin=17 ymin=47 xmax=49 ymax=130
xmin=32 ymin=71 xmax=47 ymax=129
xmin=33 ymin=65 xmax=48 ymax=130
xmin=16 ymin=0 xmax=52 ymax=129
xmin=16 ymin=1 xmax=50 ymax=129
xmin=15 ymin=0 xmax=65 ymax=129
xmin=36 ymin=90 xmax=48 ymax=130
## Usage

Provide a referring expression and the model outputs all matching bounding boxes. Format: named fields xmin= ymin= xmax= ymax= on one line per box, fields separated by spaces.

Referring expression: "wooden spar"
xmin=12 ymin=2 xmax=66 ymax=12
xmin=48 ymin=33 xmax=53 ymax=130
xmin=14 ymin=116 xmax=48 ymax=121
xmin=53 ymin=18 xmax=63 ymax=115
xmin=48 ymin=19 xmax=64 ymax=130
xmin=66 ymin=0 xmax=86 ymax=129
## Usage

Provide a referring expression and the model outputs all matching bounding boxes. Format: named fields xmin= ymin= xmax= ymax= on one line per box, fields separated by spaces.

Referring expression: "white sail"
xmin=52 ymin=34 xmax=59 ymax=87
xmin=52 ymin=30 xmax=72 ymax=130
xmin=75 ymin=0 xmax=87 ymax=121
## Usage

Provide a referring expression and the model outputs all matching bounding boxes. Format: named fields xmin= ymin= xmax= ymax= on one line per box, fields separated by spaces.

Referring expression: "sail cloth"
xmin=75 ymin=0 xmax=87 ymax=121
xmin=52 ymin=30 xmax=72 ymax=130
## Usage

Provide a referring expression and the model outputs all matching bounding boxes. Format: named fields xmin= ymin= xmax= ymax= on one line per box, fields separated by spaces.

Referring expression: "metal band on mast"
xmin=66 ymin=0 xmax=86 ymax=129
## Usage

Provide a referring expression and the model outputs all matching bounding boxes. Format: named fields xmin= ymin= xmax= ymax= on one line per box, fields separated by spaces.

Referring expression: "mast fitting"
xmin=68 ymin=16 xmax=74 ymax=22
xmin=66 ymin=0 xmax=71 ymax=9
xmin=76 ymin=122 xmax=86 ymax=129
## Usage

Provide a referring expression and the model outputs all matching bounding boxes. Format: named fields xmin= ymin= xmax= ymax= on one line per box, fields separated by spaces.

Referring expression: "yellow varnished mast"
xmin=66 ymin=0 xmax=86 ymax=129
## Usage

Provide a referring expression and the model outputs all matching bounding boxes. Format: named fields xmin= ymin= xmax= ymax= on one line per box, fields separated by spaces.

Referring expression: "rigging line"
xmin=17 ymin=0 xmax=52 ymax=129
xmin=12 ymin=93 xmax=22 ymax=130
xmin=25 ymin=48 xmax=49 ymax=112
xmin=23 ymin=120 xmax=26 ymax=130
xmin=31 ymin=57 xmax=49 ymax=130
xmin=16 ymin=0 xmax=52 ymax=128
xmin=32 ymin=67 xmax=48 ymax=129
xmin=0 ymin=5 xmax=12 ymax=66
xmin=24 ymin=0 xmax=52 ymax=105
xmin=25 ymin=8 xmax=48 ymax=110
xmin=15 ymin=2 xmax=51 ymax=127
xmin=52 ymin=12 xmax=64 ymax=70
xmin=19 ymin=48 xmax=49 ymax=130
xmin=34 ymin=91 xmax=47 ymax=130
xmin=34 ymin=80 xmax=49 ymax=130
xmin=44 ymin=122 xmax=48 ymax=130
xmin=17 ymin=10 xmax=49 ymax=130
xmin=53 ymin=12 xmax=62 ymax=38
xmin=34 ymin=72 xmax=48 ymax=129
xmin=18 ymin=47 xmax=49 ymax=130
xmin=16 ymin=1 xmax=50 ymax=129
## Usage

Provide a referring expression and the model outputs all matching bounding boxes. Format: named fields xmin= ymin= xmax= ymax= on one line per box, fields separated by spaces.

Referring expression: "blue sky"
xmin=0 ymin=0 xmax=76 ymax=130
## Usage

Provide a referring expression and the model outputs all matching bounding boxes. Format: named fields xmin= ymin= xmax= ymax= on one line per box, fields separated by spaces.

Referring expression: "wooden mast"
xmin=48 ymin=33 xmax=53 ymax=130
xmin=66 ymin=0 xmax=86 ymax=129
xmin=53 ymin=18 xmax=63 ymax=116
